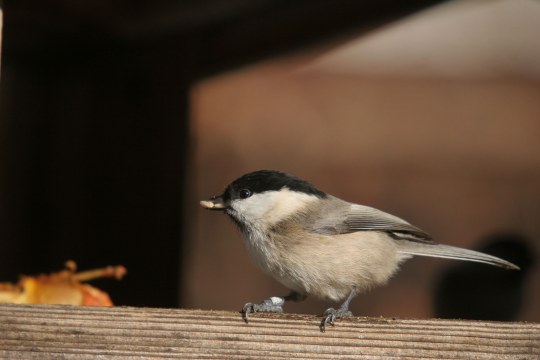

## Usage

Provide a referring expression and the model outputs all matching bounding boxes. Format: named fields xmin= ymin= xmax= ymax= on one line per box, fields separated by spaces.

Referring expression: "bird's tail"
xmin=396 ymin=241 xmax=520 ymax=270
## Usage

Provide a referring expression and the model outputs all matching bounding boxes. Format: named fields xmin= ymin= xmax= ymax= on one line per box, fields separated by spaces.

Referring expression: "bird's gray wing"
xmin=306 ymin=197 xmax=519 ymax=270
xmin=309 ymin=199 xmax=433 ymax=244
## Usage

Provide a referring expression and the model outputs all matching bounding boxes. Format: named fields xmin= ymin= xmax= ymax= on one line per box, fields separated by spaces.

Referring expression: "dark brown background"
xmin=1 ymin=0 xmax=538 ymax=321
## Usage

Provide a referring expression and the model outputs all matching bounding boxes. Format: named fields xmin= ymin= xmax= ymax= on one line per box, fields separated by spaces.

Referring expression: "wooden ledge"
xmin=0 ymin=303 xmax=539 ymax=359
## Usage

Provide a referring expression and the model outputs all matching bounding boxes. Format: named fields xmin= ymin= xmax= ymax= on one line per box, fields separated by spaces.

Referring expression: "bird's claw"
xmin=241 ymin=297 xmax=285 ymax=323
xmin=320 ymin=307 xmax=352 ymax=332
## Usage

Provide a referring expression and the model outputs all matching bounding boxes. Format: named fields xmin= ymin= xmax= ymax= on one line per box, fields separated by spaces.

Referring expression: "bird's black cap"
xmin=222 ymin=170 xmax=326 ymax=202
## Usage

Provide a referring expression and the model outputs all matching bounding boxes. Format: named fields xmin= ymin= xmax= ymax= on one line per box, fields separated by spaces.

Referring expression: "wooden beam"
xmin=0 ymin=303 xmax=538 ymax=359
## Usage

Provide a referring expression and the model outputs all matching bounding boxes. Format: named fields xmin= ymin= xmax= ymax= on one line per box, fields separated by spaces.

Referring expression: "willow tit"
xmin=200 ymin=170 xmax=519 ymax=331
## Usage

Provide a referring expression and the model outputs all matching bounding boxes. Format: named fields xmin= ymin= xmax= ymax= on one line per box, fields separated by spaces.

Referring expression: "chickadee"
xmin=200 ymin=170 xmax=519 ymax=331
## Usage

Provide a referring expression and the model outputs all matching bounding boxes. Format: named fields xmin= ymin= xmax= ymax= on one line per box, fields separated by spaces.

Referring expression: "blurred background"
xmin=1 ymin=0 xmax=539 ymax=321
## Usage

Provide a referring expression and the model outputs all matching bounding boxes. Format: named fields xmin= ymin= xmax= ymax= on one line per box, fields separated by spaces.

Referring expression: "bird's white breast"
xmin=230 ymin=189 xmax=320 ymax=279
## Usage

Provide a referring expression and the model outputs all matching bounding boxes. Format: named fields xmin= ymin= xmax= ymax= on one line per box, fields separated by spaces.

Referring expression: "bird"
xmin=200 ymin=170 xmax=519 ymax=331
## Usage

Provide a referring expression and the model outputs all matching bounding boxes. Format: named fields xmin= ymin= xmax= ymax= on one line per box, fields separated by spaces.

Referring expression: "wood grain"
xmin=0 ymin=303 xmax=538 ymax=359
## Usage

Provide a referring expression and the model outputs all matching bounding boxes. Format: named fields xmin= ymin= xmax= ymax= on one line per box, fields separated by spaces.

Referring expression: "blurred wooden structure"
xmin=1 ymin=303 xmax=538 ymax=359
xmin=0 ymin=0 xmax=449 ymax=308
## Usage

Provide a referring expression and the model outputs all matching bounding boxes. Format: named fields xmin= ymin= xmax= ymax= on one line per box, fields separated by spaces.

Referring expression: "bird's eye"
xmin=239 ymin=189 xmax=252 ymax=199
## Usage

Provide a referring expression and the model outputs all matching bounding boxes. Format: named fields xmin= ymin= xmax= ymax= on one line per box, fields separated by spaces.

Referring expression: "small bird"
xmin=200 ymin=170 xmax=519 ymax=331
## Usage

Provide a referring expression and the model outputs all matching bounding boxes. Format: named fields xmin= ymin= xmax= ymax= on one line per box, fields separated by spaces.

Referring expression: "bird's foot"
xmin=241 ymin=296 xmax=285 ymax=323
xmin=320 ymin=307 xmax=353 ymax=332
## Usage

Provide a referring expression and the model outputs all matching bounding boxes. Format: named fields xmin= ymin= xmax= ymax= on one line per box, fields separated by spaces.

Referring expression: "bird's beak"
xmin=200 ymin=195 xmax=226 ymax=211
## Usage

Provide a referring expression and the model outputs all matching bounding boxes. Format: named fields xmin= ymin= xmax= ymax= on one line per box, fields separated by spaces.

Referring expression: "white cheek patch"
xmin=230 ymin=188 xmax=319 ymax=227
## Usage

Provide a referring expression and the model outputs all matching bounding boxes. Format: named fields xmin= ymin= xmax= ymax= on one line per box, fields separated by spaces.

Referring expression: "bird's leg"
xmin=242 ymin=291 xmax=306 ymax=323
xmin=320 ymin=287 xmax=358 ymax=332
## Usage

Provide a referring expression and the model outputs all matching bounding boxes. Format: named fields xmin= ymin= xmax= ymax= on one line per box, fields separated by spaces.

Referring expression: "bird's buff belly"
xmin=244 ymin=231 xmax=404 ymax=302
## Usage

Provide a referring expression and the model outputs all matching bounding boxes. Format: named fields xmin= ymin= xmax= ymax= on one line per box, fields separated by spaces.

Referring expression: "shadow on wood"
xmin=0 ymin=303 xmax=538 ymax=359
